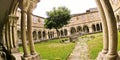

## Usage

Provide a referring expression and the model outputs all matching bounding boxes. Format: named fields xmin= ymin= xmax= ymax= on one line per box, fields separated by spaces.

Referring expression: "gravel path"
xmin=67 ymin=37 xmax=90 ymax=60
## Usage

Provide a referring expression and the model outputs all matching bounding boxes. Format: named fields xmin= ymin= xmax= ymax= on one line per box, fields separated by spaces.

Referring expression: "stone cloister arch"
xmin=60 ymin=30 xmax=64 ymax=37
xmin=42 ymin=31 xmax=46 ymax=40
xmin=83 ymin=25 xmax=89 ymax=33
xmin=92 ymin=24 xmax=96 ymax=32
xmin=48 ymin=31 xmax=54 ymax=39
xmin=100 ymin=23 xmax=102 ymax=31
xmin=77 ymin=26 xmax=82 ymax=32
xmin=0 ymin=0 xmax=40 ymax=60
xmin=64 ymin=29 xmax=68 ymax=36
xmin=38 ymin=31 xmax=42 ymax=40
xmin=33 ymin=31 xmax=37 ymax=40
xmin=0 ymin=0 xmax=119 ymax=60
xmin=96 ymin=23 xmax=101 ymax=31
xmin=52 ymin=31 xmax=54 ymax=38
xmin=70 ymin=27 xmax=76 ymax=34
xmin=96 ymin=0 xmax=118 ymax=60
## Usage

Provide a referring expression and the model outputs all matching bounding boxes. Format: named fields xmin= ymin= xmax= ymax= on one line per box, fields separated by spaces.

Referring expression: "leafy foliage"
xmin=44 ymin=6 xmax=71 ymax=29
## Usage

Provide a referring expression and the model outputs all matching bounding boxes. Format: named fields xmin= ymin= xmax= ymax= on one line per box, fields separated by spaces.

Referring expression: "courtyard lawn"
xmin=19 ymin=38 xmax=75 ymax=60
xmin=86 ymin=32 xmax=120 ymax=60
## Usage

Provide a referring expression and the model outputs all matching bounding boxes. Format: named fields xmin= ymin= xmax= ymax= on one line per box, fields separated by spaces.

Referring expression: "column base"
xmin=21 ymin=56 xmax=32 ymax=60
xmin=106 ymin=53 xmax=119 ymax=60
xmin=11 ymin=53 xmax=23 ymax=60
xmin=11 ymin=48 xmax=19 ymax=53
xmin=97 ymin=52 xmax=106 ymax=60
xmin=22 ymin=54 xmax=40 ymax=60
xmin=31 ymin=54 xmax=40 ymax=60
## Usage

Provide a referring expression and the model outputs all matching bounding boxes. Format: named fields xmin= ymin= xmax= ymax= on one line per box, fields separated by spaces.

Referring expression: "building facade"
xmin=0 ymin=0 xmax=120 ymax=60
xmin=16 ymin=8 xmax=103 ymax=42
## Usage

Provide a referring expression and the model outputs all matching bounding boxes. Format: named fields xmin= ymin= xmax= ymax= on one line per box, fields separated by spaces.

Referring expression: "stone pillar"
xmin=95 ymin=25 xmax=98 ymax=32
xmin=27 ymin=8 xmax=36 ymax=55
xmin=89 ymin=27 xmax=93 ymax=33
xmin=67 ymin=29 xmax=71 ymax=36
xmin=2 ymin=26 xmax=7 ymax=49
xmin=41 ymin=30 xmax=43 ymax=40
xmin=100 ymin=0 xmax=118 ymax=60
xmin=8 ymin=16 xmax=14 ymax=49
xmin=46 ymin=30 xmax=49 ymax=40
xmin=5 ymin=23 xmax=10 ymax=50
xmin=99 ymin=23 xmax=102 ymax=31
xmin=12 ymin=15 xmax=18 ymax=48
xmin=21 ymin=3 xmax=29 ymax=57
xmin=95 ymin=0 xmax=109 ymax=59
xmin=36 ymin=31 xmax=39 ymax=41
xmin=54 ymin=31 xmax=57 ymax=38
xmin=8 ymin=15 xmax=19 ymax=53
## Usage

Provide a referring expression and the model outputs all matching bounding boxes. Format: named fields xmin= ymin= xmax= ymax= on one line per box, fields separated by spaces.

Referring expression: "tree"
xmin=44 ymin=6 xmax=71 ymax=37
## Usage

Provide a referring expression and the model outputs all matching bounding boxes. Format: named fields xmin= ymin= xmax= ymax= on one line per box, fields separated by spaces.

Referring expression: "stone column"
xmin=36 ymin=31 xmax=39 ymax=41
xmin=21 ymin=3 xmax=29 ymax=57
xmin=8 ymin=15 xmax=19 ymax=53
xmin=89 ymin=27 xmax=93 ymax=33
xmin=8 ymin=16 xmax=14 ymax=49
xmin=100 ymin=0 xmax=118 ymax=60
xmin=27 ymin=9 xmax=36 ymax=55
xmin=95 ymin=25 xmax=98 ymax=32
xmin=46 ymin=30 xmax=49 ymax=40
xmin=99 ymin=23 xmax=102 ymax=31
xmin=2 ymin=25 xmax=7 ymax=49
xmin=5 ymin=23 xmax=10 ymax=50
xmin=67 ymin=29 xmax=71 ymax=36
xmin=95 ymin=0 xmax=109 ymax=59
xmin=41 ymin=30 xmax=43 ymax=40
xmin=54 ymin=31 xmax=57 ymax=38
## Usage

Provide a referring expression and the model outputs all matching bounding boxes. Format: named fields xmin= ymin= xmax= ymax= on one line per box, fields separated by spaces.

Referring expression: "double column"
xmin=20 ymin=0 xmax=39 ymax=58
xmin=96 ymin=0 xmax=118 ymax=60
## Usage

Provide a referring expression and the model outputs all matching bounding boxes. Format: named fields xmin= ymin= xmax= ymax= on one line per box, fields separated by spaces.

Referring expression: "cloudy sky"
xmin=33 ymin=0 xmax=97 ymax=18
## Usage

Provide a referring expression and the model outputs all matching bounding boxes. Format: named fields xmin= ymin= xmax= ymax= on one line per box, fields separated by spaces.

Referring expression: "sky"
xmin=33 ymin=0 xmax=97 ymax=18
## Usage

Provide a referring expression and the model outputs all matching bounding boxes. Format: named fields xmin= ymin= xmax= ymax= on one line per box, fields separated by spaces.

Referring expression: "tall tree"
xmin=44 ymin=6 xmax=71 ymax=37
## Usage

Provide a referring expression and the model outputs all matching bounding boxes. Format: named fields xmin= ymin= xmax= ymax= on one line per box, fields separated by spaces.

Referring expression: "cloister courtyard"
xmin=0 ymin=0 xmax=120 ymax=60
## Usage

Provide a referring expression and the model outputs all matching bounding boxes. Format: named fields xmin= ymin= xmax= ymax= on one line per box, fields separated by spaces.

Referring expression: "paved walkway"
xmin=67 ymin=37 xmax=90 ymax=60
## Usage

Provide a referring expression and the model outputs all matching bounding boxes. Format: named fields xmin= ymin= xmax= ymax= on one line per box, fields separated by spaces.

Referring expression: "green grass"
xmin=19 ymin=38 xmax=75 ymax=60
xmin=86 ymin=32 xmax=120 ymax=59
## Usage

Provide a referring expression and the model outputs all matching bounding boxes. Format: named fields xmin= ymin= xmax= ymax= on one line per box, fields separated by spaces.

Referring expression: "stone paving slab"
xmin=67 ymin=38 xmax=90 ymax=60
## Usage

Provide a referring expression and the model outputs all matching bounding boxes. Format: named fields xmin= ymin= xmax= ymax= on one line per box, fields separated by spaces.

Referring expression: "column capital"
xmin=27 ymin=0 xmax=40 ymax=13
xmin=8 ymin=15 xmax=19 ymax=26
xmin=19 ymin=0 xmax=30 ymax=12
